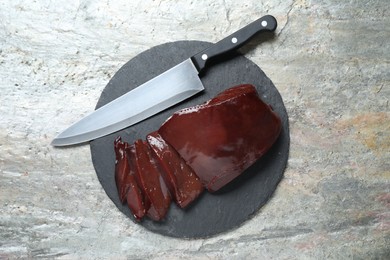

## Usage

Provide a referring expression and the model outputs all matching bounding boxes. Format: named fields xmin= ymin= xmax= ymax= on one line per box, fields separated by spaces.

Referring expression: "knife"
xmin=52 ymin=15 xmax=277 ymax=146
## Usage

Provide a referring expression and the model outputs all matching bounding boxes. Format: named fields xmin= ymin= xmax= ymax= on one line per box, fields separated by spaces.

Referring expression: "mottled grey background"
xmin=1 ymin=0 xmax=389 ymax=259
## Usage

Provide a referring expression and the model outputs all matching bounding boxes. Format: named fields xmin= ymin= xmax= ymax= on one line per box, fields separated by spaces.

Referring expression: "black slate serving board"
xmin=90 ymin=41 xmax=289 ymax=239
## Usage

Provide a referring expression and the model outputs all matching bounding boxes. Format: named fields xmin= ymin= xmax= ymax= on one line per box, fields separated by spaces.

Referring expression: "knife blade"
xmin=52 ymin=15 xmax=277 ymax=146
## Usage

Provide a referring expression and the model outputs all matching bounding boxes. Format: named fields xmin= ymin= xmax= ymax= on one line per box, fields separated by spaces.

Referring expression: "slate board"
xmin=90 ymin=41 xmax=290 ymax=239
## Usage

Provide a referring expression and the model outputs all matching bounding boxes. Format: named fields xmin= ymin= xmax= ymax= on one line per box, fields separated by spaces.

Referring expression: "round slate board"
xmin=90 ymin=41 xmax=289 ymax=239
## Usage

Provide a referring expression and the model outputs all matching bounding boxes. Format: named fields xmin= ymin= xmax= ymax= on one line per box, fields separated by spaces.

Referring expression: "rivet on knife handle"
xmin=191 ymin=15 xmax=277 ymax=72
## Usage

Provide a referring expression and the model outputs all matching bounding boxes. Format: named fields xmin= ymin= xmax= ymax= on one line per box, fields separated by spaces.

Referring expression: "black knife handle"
xmin=191 ymin=15 xmax=277 ymax=73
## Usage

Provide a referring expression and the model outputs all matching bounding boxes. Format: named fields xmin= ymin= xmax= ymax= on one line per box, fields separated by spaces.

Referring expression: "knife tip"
xmin=50 ymin=135 xmax=91 ymax=147
xmin=50 ymin=138 xmax=63 ymax=147
xmin=50 ymin=134 xmax=73 ymax=147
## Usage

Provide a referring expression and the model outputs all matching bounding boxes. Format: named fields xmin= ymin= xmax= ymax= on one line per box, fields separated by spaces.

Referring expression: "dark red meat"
xmin=114 ymin=138 xmax=147 ymax=220
xmin=125 ymin=144 xmax=149 ymax=220
xmin=147 ymin=131 xmax=204 ymax=208
xmin=114 ymin=84 xmax=282 ymax=221
xmin=114 ymin=137 xmax=130 ymax=203
xmin=134 ymin=140 xmax=171 ymax=221
xmin=158 ymin=84 xmax=282 ymax=192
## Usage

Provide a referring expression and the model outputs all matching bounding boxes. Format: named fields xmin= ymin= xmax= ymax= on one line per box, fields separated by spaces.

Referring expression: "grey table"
xmin=1 ymin=0 xmax=389 ymax=259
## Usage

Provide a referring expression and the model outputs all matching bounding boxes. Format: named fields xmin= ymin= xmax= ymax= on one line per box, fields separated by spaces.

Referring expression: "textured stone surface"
xmin=0 ymin=0 xmax=389 ymax=259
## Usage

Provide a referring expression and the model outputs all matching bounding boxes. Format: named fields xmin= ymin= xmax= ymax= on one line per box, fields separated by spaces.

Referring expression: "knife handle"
xmin=191 ymin=15 xmax=277 ymax=73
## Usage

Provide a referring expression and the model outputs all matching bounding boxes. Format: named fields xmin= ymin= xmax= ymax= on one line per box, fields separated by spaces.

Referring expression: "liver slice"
xmin=114 ymin=138 xmax=147 ymax=220
xmin=114 ymin=137 xmax=130 ymax=203
xmin=147 ymin=131 xmax=204 ymax=208
xmin=158 ymin=84 xmax=282 ymax=192
xmin=134 ymin=140 xmax=171 ymax=221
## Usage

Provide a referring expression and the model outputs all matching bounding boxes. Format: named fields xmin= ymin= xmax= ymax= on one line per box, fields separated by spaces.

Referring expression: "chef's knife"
xmin=52 ymin=15 xmax=277 ymax=146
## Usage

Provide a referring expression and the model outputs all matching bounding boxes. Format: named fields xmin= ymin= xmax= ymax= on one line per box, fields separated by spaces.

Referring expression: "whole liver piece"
xmin=159 ymin=84 xmax=282 ymax=192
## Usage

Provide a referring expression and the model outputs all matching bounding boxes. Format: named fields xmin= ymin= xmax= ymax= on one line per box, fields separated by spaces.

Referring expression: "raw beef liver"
xmin=158 ymin=84 xmax=282 ymax=192
xmin=147 ymin=131 xmax=204 ymax=208
xmin=114 ymin=138 xmax=147 ymax=220
xmin=114 ymin=137 xmax=130 ymax=203
xmin=134 ymin=140 xmax=171 ymax=221
xmin=114 ymin=84 xmax=282 ymax=221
